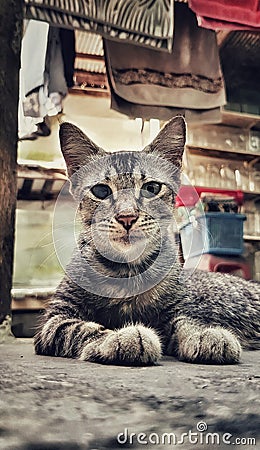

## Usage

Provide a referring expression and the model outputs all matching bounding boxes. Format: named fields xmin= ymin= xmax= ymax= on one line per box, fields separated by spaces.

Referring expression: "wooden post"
xmin=0 ymin=1 xmax=23 ymax=323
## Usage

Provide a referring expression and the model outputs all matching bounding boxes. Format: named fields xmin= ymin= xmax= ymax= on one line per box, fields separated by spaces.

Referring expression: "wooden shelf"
xmin=221 ymin=110 xmax=260 ymax=130
xmin=187 ymin=112 xmax=260 ymax=159
xmin=187 ymin=145 xmax=260 ymax=162
xmin=244 ymin=235 xmax=260 ymax=241
xmin=12 ymin=296 xmax=50 ymax=311
xmin=17 ymin=164 xmax=68 ymax=201
xmin=243 ymin=191 xmax=260 ymax=201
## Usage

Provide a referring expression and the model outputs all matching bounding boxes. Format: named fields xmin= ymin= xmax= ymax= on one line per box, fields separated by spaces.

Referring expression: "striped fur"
xmin=35 ymin=117 xmax=260 ymax=365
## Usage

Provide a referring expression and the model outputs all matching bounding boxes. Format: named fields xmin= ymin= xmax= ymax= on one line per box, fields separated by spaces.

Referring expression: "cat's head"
xmin=59 ymin=116 xmax=186 ymax=264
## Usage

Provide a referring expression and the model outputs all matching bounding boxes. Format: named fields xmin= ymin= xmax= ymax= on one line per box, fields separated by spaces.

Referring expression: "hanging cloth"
xmin=103 ymin=2 xmax=226 ymax=119
xmin=189 ymin=0 xmax=260 ymax=28
xmin=60 ymin=29 xmax=76 ymax=88
xmin=24 ymin=0 xmax=174 ymax=52
xmin=21 ymin=20 xmax=49 ymax=97
xmin=18 ymin=20 xmax=49 ymax=139
xmin=45 ymin=26 xmax=68 ymax=99
xmin=108 ymin=85 xmax=222 ymax=123
xmin=19 ymin=21 xmax=74 ymax=139
xmin=196 ymin=16 xmax=260 ymax=32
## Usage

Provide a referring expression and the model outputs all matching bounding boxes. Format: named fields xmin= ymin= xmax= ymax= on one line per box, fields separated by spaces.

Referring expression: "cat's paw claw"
xmin=81 ymin=324 xmax=161 ymax=365
xmin=116 ymin=325 xmax=162 ymax=365
xmin=178 ymin=327 xmax=241 ymax=364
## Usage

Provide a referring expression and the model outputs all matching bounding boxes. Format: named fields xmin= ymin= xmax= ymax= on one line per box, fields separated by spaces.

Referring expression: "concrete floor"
xmin=0 ymin=340 xmax=259 ymax=450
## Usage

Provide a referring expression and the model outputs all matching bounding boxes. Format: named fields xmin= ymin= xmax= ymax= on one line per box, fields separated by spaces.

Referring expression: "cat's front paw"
xmin=178 ymin=327 xmax=242 ymax=364
xmin=80 ymin=325 xmax=161 ymax=366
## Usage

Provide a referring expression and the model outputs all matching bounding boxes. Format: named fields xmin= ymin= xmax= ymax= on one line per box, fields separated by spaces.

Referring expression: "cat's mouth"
xmin=112 ymin=229 xmax=146 ymax=246
xmin=108 ymin=229 xmax=148 ymax=263
xmin=92 ymin=225 xmax=158 ymax=263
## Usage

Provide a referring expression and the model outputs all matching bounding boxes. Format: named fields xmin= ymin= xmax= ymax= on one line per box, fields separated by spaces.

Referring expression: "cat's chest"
xmin=88 ymin=290 xmax=167 ymax=330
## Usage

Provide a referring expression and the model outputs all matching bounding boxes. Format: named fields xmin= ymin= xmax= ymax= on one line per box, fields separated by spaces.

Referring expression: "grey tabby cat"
xmin=35 ymin=116 xmax=260 ymax=365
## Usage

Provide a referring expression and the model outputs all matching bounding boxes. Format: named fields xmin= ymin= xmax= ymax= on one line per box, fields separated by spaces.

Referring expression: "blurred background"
xmin=1 ymin=1 xmax=260 ymax=336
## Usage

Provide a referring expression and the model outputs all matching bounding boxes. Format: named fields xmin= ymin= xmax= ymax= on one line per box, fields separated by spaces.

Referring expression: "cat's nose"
xmin=115 ymin=213 xmax=139 ymax=231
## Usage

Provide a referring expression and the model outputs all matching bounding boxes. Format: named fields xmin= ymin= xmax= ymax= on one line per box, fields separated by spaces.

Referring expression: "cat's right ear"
xmin=59 ymin=122 xmax=105 ymax=178
xmin=144 ymin=116 xmax=186 ymax=169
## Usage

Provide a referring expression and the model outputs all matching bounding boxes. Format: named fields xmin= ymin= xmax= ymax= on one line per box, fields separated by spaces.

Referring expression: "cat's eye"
xmin=91 ymin=184 xmax=112 ymax=200
xmin=141 ymin=181 xmax=162 ymax=198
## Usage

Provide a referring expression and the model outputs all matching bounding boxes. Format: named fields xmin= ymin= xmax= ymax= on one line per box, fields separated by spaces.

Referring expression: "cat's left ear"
xmin=59 ymin=122 xmax=105 ymax=178
xmin=144 ymin=116 xmax=186 ymax=168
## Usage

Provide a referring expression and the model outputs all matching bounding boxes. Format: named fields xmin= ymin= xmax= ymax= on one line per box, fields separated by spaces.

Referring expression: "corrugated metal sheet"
xmin=75 ymin=58 xmax=106 ymax=74
xmin=75 ymin=30 xmax=103 ymax=56
xmin=74 ymin=31 xmax=106 ymax=74
xmin=221 ymin=31 xmax=260 ymax=55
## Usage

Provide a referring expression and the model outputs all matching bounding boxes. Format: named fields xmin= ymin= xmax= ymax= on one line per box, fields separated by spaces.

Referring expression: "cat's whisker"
xmin=38 ymin=252 xmax=62 ymax=268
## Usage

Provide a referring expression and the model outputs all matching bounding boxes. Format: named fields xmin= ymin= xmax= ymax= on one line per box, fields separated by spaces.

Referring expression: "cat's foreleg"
xmin=167 ymin=316 xmax=242 ymax=364
xmin=35 ymin=315 xmax=161 ymax=365
xmin=34 ymin=316 xmax=107 ymax=358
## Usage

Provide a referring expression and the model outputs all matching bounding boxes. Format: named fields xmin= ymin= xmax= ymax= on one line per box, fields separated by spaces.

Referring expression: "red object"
xmin=189 ymin=0 xmax=260 ymax=28
xmin=197 ymin=15 xmax=260 ymax=31
xmin=176 ymin=185 xmax=244 ymax=207
xmin=185 ymin=254 xmax=251 ymax=279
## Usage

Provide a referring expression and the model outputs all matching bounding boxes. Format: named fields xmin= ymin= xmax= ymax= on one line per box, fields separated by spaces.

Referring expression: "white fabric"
xmin=19 ymin=20 xmax=49 ymax=138
xmin=21 ymin=20 xmax=49 ymax=96
xmin=18 ymin=20 xmax=62 ymax=138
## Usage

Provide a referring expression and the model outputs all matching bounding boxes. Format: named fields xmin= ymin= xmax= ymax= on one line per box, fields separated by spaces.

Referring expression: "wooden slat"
xmin=221 ymin=110 xmax=260 ymax=130
xmin=74 ymin=70 xmax=108 ymax=87
xmin=12 ymin=297 xmax=49 ymax=311
xmin=76 ymin=52 xmax=104 ymax=62
xmin=69 ymin=86 xmax=110 ymax=97
xmin=17 ymin=165 xmax=68 ymax=200
xmin=41 ymin=179 xmax=54 ymax=196
xmin=187 ymin=146 xmax=260 ymax=162
xmin=19 ymin=179 xmax=33 ymax=198
xmin=18 ymin=167 xmax=67 ymax=179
